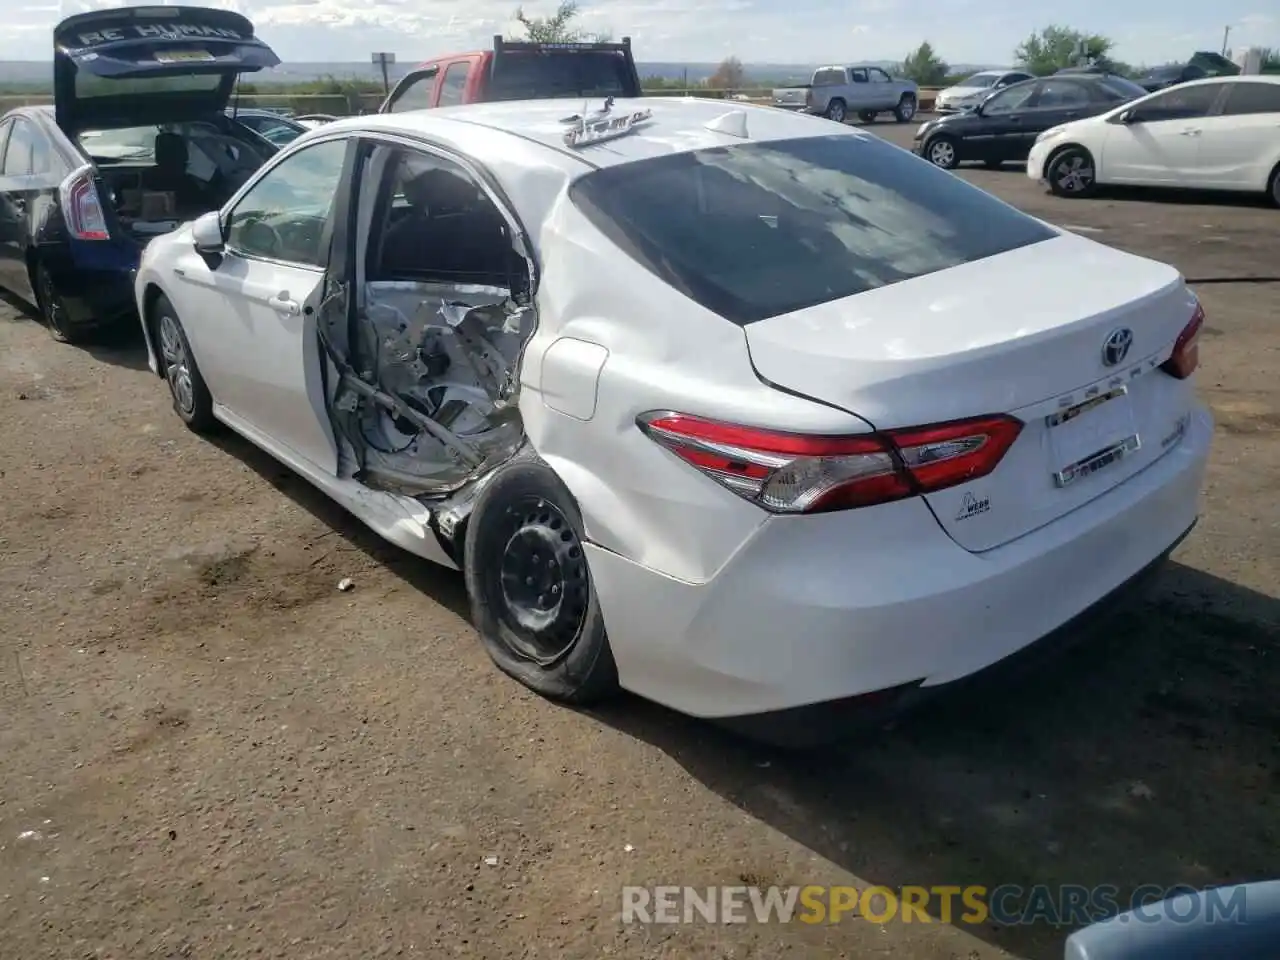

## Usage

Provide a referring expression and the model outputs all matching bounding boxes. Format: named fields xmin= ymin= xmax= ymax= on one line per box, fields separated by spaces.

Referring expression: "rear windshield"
xmin=1098 ymin=75 xmax=1148 ymax=99
xmin=568 ymin=134 xmax=1056 ymax=326
xmin=75 ymin=72 xmax=222 ymax=100
xmin=487 ymin=51 xmax=636 ymax=101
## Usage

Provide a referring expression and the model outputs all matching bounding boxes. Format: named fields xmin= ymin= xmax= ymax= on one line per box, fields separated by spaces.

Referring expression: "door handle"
xmin=268 ymin=292 xmax=301 ymax=315
xmin=1179 ymin=128 xmax=1201 ymax=136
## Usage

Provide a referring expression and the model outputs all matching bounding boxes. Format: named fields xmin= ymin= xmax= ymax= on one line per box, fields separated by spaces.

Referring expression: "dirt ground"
xmin=2 ymin=121 xmax=1278 ymax=960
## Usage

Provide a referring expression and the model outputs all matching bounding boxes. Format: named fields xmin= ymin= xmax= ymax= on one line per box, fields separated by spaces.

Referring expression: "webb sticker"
xmin=955 ymin=492 xmax=991 ymax=521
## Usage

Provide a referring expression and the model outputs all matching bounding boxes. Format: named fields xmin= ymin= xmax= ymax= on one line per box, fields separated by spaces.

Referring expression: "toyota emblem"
xmin=1102 ymin=328 xmax=1134 ymax=367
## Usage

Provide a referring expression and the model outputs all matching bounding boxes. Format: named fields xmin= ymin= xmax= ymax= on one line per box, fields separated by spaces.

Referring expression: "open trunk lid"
xmin=744 ymin=234 xmax=1202 ymax=553
xmin=54 ymin=6 xmax=280 ymax=134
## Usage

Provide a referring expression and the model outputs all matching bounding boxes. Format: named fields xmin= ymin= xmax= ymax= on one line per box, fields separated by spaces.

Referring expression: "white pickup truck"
xmin=773 ymin=64 xmax=920 ymax=124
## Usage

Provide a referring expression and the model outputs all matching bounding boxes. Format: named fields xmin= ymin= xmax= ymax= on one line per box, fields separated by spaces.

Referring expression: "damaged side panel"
xmin=322 ymin=279 xmax=537 ymax=498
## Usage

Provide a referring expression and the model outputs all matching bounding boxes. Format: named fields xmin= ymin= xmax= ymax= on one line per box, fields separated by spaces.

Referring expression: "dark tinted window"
xmin=1221 ymin=81 xmax=1280 ymax=116
xmin=438 ymin=62 xmax=470 ymax=106
xmin=869 ymin=68 xmax=892 ymax=82
xmin=487 ymin=52 xmax=632 ymax=101
xmin=1 ymin=118 xmax=34 ymax=176
xmin=1133 ymin=83 xmax=1225 ymax=121
xmin=1034 ymin=80 xmax=1091 ymax=107
xmin=388 ymin=70 xmax=438 ymax=113
xmin=849 ymin=68 xmax=869 ymax=83
xmin=983 ymin=82 xmax=1037 ymax=114
xmin=568 ymin=134 xmax=1056 ymax=326
xmin=814 ymin=68 xmax=845 ymax=85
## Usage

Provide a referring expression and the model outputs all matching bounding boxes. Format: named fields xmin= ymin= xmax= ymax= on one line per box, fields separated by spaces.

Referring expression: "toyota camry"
xmin=132 ymin=97 xmax=1212 ymax=746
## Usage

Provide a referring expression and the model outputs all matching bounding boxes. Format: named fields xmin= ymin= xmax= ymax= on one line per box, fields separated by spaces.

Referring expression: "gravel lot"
xmin=2 ymin=117 xmax=1277 ymax=960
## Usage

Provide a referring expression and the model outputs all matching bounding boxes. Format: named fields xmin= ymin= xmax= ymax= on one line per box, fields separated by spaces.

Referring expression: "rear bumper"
xmin=586 ymin=403 xmax=1212 ymax=729
xmin=39 ymin=244 xmax=139 ymax=329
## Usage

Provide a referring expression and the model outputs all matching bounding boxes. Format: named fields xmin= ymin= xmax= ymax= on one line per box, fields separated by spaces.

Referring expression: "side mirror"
xmin=191 ymin=210 xmax=225 ymax=254
xmin=1119 ymin=109 xmax=1139 ymax=124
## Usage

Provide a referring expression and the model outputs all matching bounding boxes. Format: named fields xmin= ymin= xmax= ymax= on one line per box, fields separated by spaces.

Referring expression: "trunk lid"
xmin=743 ymin=233 xmax=1201 ymax=552
xmin=54 ymin=6 xmax=280 ymax=134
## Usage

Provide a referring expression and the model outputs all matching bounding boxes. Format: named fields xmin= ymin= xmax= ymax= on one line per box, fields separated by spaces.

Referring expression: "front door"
xmin=1100 ymin=82 xmax=1228 ymax=186
xmin=972 ymin=82 xmax=1039 ymax=162
xmin=1192 ymin=80 xmax=1280 ymax=189
xmin=174 ymin=135 xmax=353 ymax=471
xmin=380 ymin=67 xmax=440 ymax=113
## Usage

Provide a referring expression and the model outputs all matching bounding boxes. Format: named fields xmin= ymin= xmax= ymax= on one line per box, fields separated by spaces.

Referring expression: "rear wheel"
xmin=463 ymin=459 xmax=619 ymax=705
xmin=825 ymin=99 xmax=847 ymax=123
xmin=925 ymin=135 xmax=959 ymax=169
xmin=894 ymin=94 xmax=917 ymax=123
xmin=153 ymin=295 xmax=216 ymax=433
xmin=33 ymin=262 xmax=88 ymax=344
xmin=1047 ymin=146 xmax=1097 ymax=198
xmin=1267 ymin=163 xmax=1280 ymax=209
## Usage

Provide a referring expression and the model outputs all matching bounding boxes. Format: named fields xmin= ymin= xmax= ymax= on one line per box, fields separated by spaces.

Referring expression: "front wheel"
xmin=1046 ymin=146 xmax=1098 ymax=198
xmin=894 ymin=94 xmax=917 ymax=123
xmin=463 ymin=459 xmax=619 ymax=705
xmin=152 ymin=295 xmax=216 ymax=433
xmin=1267 ymin=163 xmax=1280 ymax=209
xmin=825 ymin=99 xmax=847 ymax=123
xmin=925 ymin=136 xmax=959 ymax=170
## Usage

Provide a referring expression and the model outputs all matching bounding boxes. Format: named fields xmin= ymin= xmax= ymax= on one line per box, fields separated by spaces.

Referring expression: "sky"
xmin=0 ymin=0 xmax=1275 ymax=66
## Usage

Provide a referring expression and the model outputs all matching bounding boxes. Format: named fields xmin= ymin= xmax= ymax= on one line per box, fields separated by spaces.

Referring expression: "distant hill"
xmin=0 ymin=59 xmax=1003 ymax=90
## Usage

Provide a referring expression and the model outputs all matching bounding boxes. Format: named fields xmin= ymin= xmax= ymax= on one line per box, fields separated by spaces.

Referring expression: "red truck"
xmin=379 ymin=36 xmax=643 ymax=113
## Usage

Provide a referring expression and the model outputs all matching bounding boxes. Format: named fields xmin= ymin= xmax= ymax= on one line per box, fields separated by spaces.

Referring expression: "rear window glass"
xmin=568 ymin=134 xmax=1056 ymax=326
xmin=74 ymin=72 xmax=222 ymax=100
xmin=1097 ymin=75 xmax=1147 ymax=100
xmin=487 ymin=51 xmax=634 ymax=100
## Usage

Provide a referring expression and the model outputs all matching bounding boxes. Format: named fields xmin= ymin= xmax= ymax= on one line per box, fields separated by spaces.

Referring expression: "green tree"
xmin=512 ymin=1 xmax=609 ymax=42
xmin=899 ymin=41 xmax=949 ymax=86
xmin=1014 ymin=25 xmax=1114 ymax=75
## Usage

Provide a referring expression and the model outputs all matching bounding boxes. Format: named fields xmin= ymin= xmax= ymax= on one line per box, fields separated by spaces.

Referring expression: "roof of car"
xmin=314 ymin=96 xmax=868 ymax=169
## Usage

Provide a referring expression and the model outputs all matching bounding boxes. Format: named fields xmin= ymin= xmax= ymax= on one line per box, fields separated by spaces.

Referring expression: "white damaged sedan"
xmin=134 ymin=97 xmax=1211 ymax=746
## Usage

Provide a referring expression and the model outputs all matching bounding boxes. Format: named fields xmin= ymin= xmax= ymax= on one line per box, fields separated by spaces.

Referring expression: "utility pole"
xmin=1221 ymin=26 xmax=1230 ymax=56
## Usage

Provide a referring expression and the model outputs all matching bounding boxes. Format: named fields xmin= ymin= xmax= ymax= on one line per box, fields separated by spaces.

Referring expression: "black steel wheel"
xmin=464 ymin=459 xmax=618 ymax=703
xmin=34 ymin=263 xmax=85 ymax=344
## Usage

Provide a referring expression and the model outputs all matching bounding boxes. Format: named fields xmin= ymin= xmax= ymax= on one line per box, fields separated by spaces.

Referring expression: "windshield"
xmin=487 ymin=51 xmax=634 ymax=100
xmin=963 ymin=72 xmax=1002 ymax=88
xmin=569 ymin=134 xmax=1056 ymax=326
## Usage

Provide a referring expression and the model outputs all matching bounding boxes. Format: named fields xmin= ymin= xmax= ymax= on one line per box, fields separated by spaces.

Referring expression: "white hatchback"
xmin=1028 ymin=75 xmax=1280 ymax=205
xmin=133 ymin=97 xmax=1212 ymax=745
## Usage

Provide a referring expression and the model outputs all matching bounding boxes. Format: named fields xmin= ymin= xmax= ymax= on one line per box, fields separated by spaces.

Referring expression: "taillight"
xmin=637 ymin=411 xmax=1023 ymax=514
xmin=59 ymin=166 xmax=110 ymax=241
xmin=1160 ymin=301 xmax=1203 ymax=379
